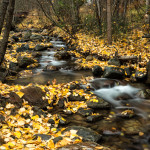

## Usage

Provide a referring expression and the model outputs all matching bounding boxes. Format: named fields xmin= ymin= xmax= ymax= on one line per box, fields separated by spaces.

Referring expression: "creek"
xmin=5 ymin=36 xmax=150 ymax=149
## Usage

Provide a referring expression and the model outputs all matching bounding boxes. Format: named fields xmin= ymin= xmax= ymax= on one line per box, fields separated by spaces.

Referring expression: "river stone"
xmin=77 ymin=108 xmax=93 ymax=116
xmin=54 ymin=51 xmax=71 ymax=60
xmin=11 ymin=35 xmax=19 ymax=42
xmin=18 ymin=70 xmax=33 ymax=78
xmin=103 ymin=67 xmax=125 ymax=79
xmin=34 ymin=44 xmax=47 ymax=51
xmin=62 ymin=126 xmax=102 ymax=142
xmin=9 ymin=62 xmax=19 ymax=73
xmin=124 ymin=67 xmax=132 ymax=77
xmin=17 ymin=56 xmax=35 ymax=68
xmin=32 ymin=52 xmax=42 ymax=58
xmin=68 ymin=94 xmax=86 ymax=101
xmin=16 ymin=44 xmax=29 ymax=52
xmin=9 ymin=92 xmax=23 ymax=105
xmin=135 ymin=71 xmax=147 ymax=82
xmin=33 ymin=134 xmax=51 ymax=140
xmin=86 ymin=55 xmax=93 ymax=61
xmin=86 ymin=114 xmax=103 ymax=122
xmin=108 ymin=58 xmax=121 ymax=66
xmin=120 ymin=119 xmax=143 ymax=135
xmin=57 ymin=142 xmax=111 ymax=150
xmin=23 ymin=30 xmax=32 ymax=41
xmin=92 ymin=65 xmax=103 ymax=77
xmin=32 ymin=106 xmax=47 ymax=117
xmin=0 ymin=114 xmax=5 ymax=123
xmin=30 ymin=34 xmax=43 ymax=41
xmin=86 ymin=97 xmax=110 ymax=109
xmin=53 ymin=136 xmax=63 ymax=144
xmin=21 ymin=86 xmax=46 ymax=107
xmin=43 ymin=65 xmax=59 ymax=71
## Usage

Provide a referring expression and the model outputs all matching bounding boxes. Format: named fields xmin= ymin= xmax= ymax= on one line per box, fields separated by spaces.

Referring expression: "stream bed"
xmin=4 ymin=36 xmax=150 ymax=150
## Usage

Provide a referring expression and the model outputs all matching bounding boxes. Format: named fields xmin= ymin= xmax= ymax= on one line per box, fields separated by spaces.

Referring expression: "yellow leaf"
xmin=48 ymin=140 xmax=55 ymax=149
xmin=14 ymin=131 xmax=21 ymax=138
xmin=16 ymin=92 xmax=24 ymax=98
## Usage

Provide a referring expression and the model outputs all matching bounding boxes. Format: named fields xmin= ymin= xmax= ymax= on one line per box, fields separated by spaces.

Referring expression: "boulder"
xmin=103 ymin=67 xmax=125 ymax=79
xmin=33 ymin=134 xmax=51 ymax=141
xmin=16 ymin=44 xmax=29 ymax=52
xmin=34 ymin=44 xmax=47 ymax=51
xmin=22 ymin=30 xmax=32 ymax=41
xmin=9 ymin=62 xmax=19 ymax=73
xmin=135 ymin=71 xmax=147 ymax=82
xmin=17 ymin=56 xmax=35 ymax=68
xmin=62 ymin=126 xmax=102 ymax=142
xmin=30 ymin=34 xmax=43 ymax=41
xmin=11 ymin=35 xmax=19 ymax=42
xmin=9 ymin=92 xmax=23 ymax=105
xmin=57 ymin=142 xmax=111 ymax=150
xmin=92 ymin=65 xmax=103 ymax=77
xmin=54 ymin=51 xmax=71 ymax=60
xmin=86 ymin=97 xmax=110 ymax=109
xmin=77 ymin=108 xmax=93 ymax=117
xmin=18 ymin=70 xmax=33 ymax=78
xmin=21 ymin=86 xmax=47 ymax=107
xmin=86 ymin=55 xmax=93 ymax=61
xmin=108 ymin=58 xmax=121 ymax=66
xmin=124 ymin=67 xmax=132 ymax=77
xmin=32 ymin=52 xmax=42 ymax=58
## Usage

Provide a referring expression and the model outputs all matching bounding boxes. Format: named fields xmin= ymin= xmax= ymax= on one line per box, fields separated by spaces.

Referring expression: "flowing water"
xmin=6 ymin=37 xmax=150 ymax=149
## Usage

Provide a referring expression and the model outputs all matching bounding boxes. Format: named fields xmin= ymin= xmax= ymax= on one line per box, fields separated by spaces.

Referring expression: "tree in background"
xmin=0 ymin=0 xmax=9 ymax=34
xmin=107 ymin=0 xmax=112 ymax=45
xmin=0 ymin=0 xmax=16 ymax=66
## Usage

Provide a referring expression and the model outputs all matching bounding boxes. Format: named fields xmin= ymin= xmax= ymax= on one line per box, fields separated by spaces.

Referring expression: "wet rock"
xmin=137 ymin=89 xmax=150 ymax=99
xmin=0 ymin=136 xmax=5 ymax=145
xmin=32 ymin=106 xmax=47 ymax=117
xmin=53 ymin=136 xmax=63 ymax=144
xmin=30 ymin=34 xmax=43 ymax=41
xmin=22 ymin=30 xmax=32 ymax=41
xmin=90 ymin=78 xmax=117 ymax=90
xmin=86 ymin=114 xmax=103 ymax=122
xmin=17 ymin=56 xmax=35 ymax=68
xmin=41 ymin=29 xmax=49 ymax=36
xmin=108 ymin=58 xmax=121 ymax=66
xmin=86 ymin=55 xmax=93 ymax=61
xmin=57 ymin=142 xmax=110 ymax=150
xmin=33 ymin=134 xmax=51 ymax=140
xmin=54 ymin=51 xmax=71 ymax=60
xmin=92 ymin=65 xmax=103 ymax=77
xmin=124 ymin=67 xmax=132 ymax=77
xmin=27 ymin=63 xmax=40 ymax=69
xmin=18 ymin=70 xmax=33 ymax=78
xmin=58 ymin=98 xmax=66 ymax=108
xmin=9 ymin=62 xmax=19 ymax=73
xmin=86 ymin=97 xmax=110 ymax=109
xmin=48 ymin=118 xmax=55 ymax=124
xmin=32 ymin=52 xmax=42 ymax=58
xmin=34 ymin=44 xmax=47 ymax=51
xmin=103 ymin=67 xmax=125 ymax=79
xmin=62 ymin=126 xmax=102 ymax=142
xmin=11 ymin=35 xmax=19 ymax=42
xmin=9 ymin=92 xmax=23 ymax=105
xmin=120 ymin=119 xmax=144 ymax=135
xmin=16 ymin=44 xmax=29 ymax=52
xmin=77 ymin=108 xmax=93 ymax=117
xmin=43 ymin=65 xmax=59 ymax=71
xmin=0 ymin=70 xmax=8 ymax=82
xmin=21 ymin=86 xmax=47 ymax=108
xmin=0 ymin=114 xmax=5 ymax=123
xmin=103 ymin=130 xmax=121 ymax=136
xmin=135 ymin=71 xmax=147 ymax=82
xmin=68 ymin=94 xmax=86 ymax=101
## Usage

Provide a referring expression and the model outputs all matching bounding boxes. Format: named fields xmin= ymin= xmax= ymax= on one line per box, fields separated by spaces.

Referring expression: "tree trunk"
xmin=0 ymin=0 xmax=15 ymax=66
xmin=146 ymin=0 xmax=150 ymax=29
xmin=107 ymin=0 xmax=112 ymax=45
xmin=0 ymin=0 xmax=9 ymax=34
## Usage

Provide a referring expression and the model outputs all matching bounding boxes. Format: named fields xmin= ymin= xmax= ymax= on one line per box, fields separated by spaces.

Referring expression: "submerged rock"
xmin=62 ymin=126 xmax=102 ymax=142
xmin=77 ymin=108 xmax=93 ymax=116
xmin=57 ymin=142 xmax=111 ymax=150
xmin=103 ymin=67 xmax=125 ymax=79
